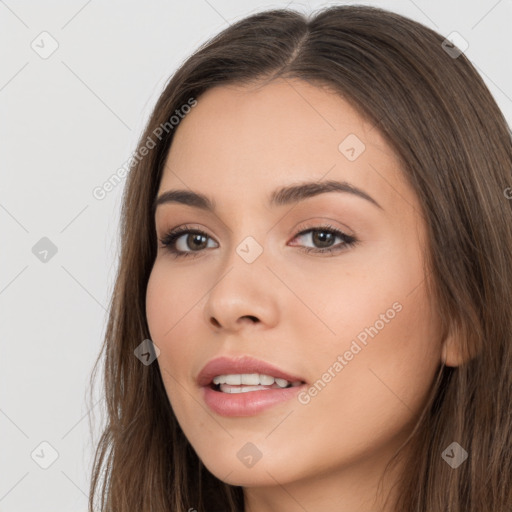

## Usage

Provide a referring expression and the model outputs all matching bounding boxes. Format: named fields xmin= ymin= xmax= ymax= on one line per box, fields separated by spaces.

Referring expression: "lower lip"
xmin=202 ymin=384 xmax=307 ymax=417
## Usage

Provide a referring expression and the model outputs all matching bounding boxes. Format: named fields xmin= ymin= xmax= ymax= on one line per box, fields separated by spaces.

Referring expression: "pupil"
xmin=189 ymin=233 xmax=207 ymax=250
xmin=313 ymin=231 xmax=333 ymax=248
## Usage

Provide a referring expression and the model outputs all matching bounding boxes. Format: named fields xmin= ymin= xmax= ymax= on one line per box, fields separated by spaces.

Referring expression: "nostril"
xmin=210 ymin=317 xmax=221 ymax=328
xmin=241 ymin=315 xmax=258 ymax=323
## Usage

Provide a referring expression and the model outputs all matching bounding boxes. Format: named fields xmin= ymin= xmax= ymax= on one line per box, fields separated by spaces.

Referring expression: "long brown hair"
xmin=88 ymin=5 xmax=512 ymax=511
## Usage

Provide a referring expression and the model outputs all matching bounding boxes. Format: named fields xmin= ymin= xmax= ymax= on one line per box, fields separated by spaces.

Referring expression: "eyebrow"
xmin=152 ymin=179 xmax=382 ymax=214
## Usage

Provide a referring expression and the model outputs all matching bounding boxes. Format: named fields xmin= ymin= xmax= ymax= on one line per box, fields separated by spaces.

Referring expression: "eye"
xmin=158 ymin=224 xmax=217 ymax=258
xmin=158 ymin=223 xmax=358 ymax=259
xmin=290 ymin=223 xmax=358 ymax=256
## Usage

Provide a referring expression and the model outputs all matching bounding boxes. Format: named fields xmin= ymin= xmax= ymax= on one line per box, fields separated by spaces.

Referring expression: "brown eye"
xmin=159 ymin=226 xmax=217 ymax=259
xmin=291 ymin=225 xmax=357 ymax=255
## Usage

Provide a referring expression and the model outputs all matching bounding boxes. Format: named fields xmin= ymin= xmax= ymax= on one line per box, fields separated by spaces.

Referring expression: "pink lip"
xmin=197 ymin=355 xmax=305 ymax=387
xmin=197 ymin=355 xmax=307 ymax=417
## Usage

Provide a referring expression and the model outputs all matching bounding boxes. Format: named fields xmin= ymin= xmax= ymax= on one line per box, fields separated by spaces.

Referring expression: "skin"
xmin=145 ymin=78 xmax=462 ymax=512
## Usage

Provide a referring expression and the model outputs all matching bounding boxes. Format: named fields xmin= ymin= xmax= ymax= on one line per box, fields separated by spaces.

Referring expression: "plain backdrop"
xmin=1 ymin=1 xmax=511 ymax=511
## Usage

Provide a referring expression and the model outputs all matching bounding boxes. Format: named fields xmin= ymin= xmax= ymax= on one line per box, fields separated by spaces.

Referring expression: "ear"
xmin=441 ymin=318 xmax=478 ymax=367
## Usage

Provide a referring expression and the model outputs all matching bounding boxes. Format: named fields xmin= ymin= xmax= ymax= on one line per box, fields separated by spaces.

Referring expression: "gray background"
xmin=1 ymin=0 xmax=511 ymax=510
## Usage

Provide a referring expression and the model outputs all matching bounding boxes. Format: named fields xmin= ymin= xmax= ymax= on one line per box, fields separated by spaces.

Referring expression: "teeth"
xmin=220 ymin=385 xmax=273 ymax=394
xmin=241 ymin=373 xmax=260 ymax=385
xmin=274 ymin=378 xmax=289 ymax=388
xmin=218 ymin=382 xmax=304 ymax=393
xmin=212 ymin=373 xmax=292 ymax=386
xmin=259 ymin=374 xmax=274 ymax=385
xmin=225 ymin=374 xmax=242 ymax=385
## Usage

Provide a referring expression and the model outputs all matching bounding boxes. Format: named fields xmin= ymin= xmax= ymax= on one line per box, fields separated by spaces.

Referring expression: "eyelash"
xmin=158 ymin=223 xmax=358 ymax=259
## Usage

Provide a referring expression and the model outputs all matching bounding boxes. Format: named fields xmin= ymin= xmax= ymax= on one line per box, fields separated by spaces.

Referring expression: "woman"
xmin=88 ymin=5 xmax=512 ymax=511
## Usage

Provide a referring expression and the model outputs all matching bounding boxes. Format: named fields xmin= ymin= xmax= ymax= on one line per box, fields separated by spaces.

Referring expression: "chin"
xmin=207 ymin=464 xmax=282 ymax=487
xmin=197 ymin=450 xmax=296 ymax=487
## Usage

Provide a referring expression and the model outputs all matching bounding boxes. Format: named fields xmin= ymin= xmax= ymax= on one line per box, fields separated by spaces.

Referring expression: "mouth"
xmin=209 ymin=373 xmax=305 ymax=394
xmin=197 ymin=355 xmax=307 ymax=390
xmin=197 ymin=356 xmax=308 ymax=416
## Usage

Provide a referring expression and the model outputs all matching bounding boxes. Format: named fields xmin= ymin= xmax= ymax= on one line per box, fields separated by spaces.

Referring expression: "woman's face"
xmin=146 ymin=79 xmax=445 ymax=507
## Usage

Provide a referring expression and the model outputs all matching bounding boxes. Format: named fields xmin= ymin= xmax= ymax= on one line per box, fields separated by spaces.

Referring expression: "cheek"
xmin=305 ymin=237 xmax=441 ymax=417
xmin=145 ymin=263 xmax=202 ymax=388
xmin=320 ymin=290 xmax=440 ymax=424
xmin=146 ymin=261 xmax=204 ymax=342
xmin=304 ymin=240 xmax=433 ymax=357
xmin=283 ymin=287 xmax=441 ymax=482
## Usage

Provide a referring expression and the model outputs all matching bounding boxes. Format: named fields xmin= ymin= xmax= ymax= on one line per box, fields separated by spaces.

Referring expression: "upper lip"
xmin=197 ymin=355 xmax=306 ymax=387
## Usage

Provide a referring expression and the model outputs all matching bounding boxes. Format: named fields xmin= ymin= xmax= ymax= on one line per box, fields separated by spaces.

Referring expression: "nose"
xmin=202 ymin=251 xmax=280 ymax=333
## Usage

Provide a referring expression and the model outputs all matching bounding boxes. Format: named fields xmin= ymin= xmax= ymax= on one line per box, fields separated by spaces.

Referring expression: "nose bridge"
xmin=221 ymin=208 xmax=270 ymax=265
xmin=218 ymin=228 xmax=269 ymax=290
xmin=234 ymin=232 xmax=266 ymax=265
xmin=201 ymin=223 xmax=278 ymax=330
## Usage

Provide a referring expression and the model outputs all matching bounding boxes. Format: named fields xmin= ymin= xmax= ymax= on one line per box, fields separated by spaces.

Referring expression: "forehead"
xmin=158 ymin=79 xmax=415 ymax=216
